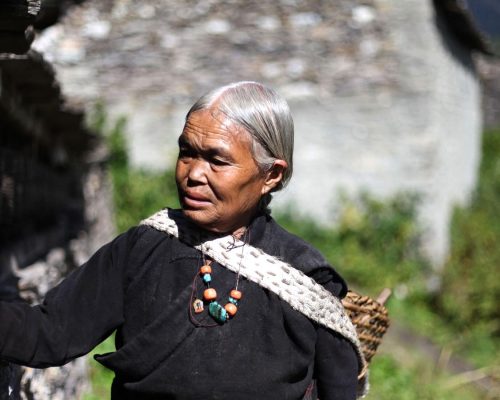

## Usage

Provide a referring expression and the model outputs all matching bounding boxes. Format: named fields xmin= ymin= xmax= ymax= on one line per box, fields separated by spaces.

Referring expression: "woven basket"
xmin=342 ymin=288 xmax=391 ymax=375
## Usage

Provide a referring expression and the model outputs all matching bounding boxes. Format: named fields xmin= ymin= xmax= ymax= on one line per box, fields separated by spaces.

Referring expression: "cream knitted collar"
xmin=141 ymin=208 xmax=368 ymax=397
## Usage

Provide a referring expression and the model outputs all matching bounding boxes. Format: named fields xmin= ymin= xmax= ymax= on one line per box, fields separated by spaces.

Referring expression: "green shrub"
xmin=89 ymin=104 xmax=179 ymax=232
xmin=439 ymin=131 xmax=500 ymax=329
xmin=276 ymin=193 xmax=429 ymax=296
xmin=435 ymin=131 xmax=500 ymax=362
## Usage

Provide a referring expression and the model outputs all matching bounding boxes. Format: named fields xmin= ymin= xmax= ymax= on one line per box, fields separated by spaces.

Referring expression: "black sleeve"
xmin=310 ymin=267 xmax=359 ymax=400
xmin=0 ymin=227 xmax=142 ymax=368
xmin=315 ymin=328 xmax=359 ymax=400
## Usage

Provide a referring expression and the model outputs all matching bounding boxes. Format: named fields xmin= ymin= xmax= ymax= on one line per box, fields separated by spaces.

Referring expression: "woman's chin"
xmin=181 ymin=208 xmax=220 ymax=232
xmin=182 ymin=209 xmax=252 ymax=236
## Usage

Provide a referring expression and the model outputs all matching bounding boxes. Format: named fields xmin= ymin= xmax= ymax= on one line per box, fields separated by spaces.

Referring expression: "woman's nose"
xmin=187 ymin=158 xmax=208 ymax=184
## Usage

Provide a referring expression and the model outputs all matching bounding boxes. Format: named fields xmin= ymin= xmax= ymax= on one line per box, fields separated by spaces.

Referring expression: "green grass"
xmin=83 ymin=336 xmax=115 ymax=400
xmin=84 ymin=110 xmax=499 ymax=399
xmin=365 ymin=354 xmax=487 ymax=400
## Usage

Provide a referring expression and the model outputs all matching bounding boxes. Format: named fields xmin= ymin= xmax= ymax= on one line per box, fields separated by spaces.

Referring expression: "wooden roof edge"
xmin=0 ymin=0 xmax=86 ymax=54
xmin=34 ymin=0 xmax=87 ymax=30
xmin=0 ymin=0 xmax=41 ymax=23
xmin=28 ymin=0 xmax=42 ymax=16
xmin=0 ymin=50 xmax=99 ymax=164
xmin=0 ymin=1 xmax=40 ymax=54
xmin=434 ymin=0 xmax=494 ymax=56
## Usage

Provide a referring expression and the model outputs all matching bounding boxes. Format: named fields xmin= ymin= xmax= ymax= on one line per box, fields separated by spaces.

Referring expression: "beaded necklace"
xmin=189 ymin=229 xmax=248 ymax=326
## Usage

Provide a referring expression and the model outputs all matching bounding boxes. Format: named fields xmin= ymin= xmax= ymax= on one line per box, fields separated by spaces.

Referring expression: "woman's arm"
xmin=0 ymin=227 xmax=142 ymax=368
xmin=309 ymin=266 xmax=359 ymax=399
xmin=315 ymin=327 xmax=359 ymax=400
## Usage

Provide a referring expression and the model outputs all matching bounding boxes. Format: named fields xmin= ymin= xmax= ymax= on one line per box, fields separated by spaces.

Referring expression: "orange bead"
xmin=193 ymin=299 xmax=204 ymax=314
xmin=224 ymin=303 xmax=238 ymax=316
xmin=203 ymin=288 xmax=217 ymax=301
xmin=200 ymin=265 xmax=212 ymax=275
xmin=230 ymin=290 xmax=242 ymax=300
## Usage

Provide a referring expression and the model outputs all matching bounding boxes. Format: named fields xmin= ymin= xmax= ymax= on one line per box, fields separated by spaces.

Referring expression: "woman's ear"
xmin=262 ymin=160 xmax=288 ymax=195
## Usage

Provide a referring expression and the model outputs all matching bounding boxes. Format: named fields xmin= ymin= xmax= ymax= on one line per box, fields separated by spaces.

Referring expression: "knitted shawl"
xmin=141 ymin=209 xmax=368 ymax=397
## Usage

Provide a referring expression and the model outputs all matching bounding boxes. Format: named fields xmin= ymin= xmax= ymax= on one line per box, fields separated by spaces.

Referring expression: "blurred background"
xmin=0 ymin=0 xmax=499 ymax=399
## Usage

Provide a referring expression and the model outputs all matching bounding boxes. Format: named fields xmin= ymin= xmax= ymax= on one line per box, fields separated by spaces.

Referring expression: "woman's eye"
xmin=211 ymin=158 xmax=229 ymax=166
xmin=178 ymin=148 xmax=193 ymax=158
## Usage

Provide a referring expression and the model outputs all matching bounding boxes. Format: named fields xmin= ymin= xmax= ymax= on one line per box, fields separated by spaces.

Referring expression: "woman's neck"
xmin=231 ymin=226 xmax=247 ymax=240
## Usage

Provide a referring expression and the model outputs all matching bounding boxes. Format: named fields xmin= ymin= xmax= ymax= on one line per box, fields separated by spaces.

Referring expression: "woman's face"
xmin=175 ymin=108 xmax=272 ymax=234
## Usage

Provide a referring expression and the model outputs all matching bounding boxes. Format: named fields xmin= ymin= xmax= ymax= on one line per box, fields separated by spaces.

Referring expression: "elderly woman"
xmin=0 ymin=82 xmax=364 ymax=399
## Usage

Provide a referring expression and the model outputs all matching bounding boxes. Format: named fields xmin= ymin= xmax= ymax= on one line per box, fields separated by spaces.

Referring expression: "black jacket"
xmin=0 ymin=211 xmax=358 ymax=399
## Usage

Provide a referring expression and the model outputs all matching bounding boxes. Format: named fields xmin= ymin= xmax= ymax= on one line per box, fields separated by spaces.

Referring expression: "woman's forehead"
xmin=182 ymin=108 xmax=251 ymax=148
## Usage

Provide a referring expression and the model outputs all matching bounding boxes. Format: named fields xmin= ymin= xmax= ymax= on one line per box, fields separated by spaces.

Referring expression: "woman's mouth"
xmin=181 ymin=191 xmax=212 ymax=208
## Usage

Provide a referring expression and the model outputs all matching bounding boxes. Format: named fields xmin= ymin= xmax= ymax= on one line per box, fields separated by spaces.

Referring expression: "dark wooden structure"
xmin=0 ymin=1 xmax=106 ymax=398
xmin=0 ymin=51 xmax=97 ymax=274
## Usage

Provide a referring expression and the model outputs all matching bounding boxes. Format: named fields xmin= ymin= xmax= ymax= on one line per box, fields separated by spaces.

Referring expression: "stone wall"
xmin=32 ymin=0 xmax=488 ymax=266
xmin=281 ymin=0 xmax=482 ymax=266
xmin=0 ymin=2 xmax=114 ymax=397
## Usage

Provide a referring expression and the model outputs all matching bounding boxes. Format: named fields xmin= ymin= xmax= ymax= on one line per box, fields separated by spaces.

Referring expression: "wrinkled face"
xmin=175 ymin=108 xmax=270 ymax=234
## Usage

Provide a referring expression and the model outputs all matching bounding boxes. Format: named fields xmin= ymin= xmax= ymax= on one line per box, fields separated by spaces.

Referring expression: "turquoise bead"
xmin=228 ymin=297 xmax=238 ymax=305
xmin=208 ymin=301 xmax=227 ymax=323
xmin=203 ymin=274 xmax=212 ymax=283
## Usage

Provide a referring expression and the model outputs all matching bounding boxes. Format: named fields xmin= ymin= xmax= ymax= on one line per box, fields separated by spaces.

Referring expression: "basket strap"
xmin=141 ymin=209 xmax=368 ymax=396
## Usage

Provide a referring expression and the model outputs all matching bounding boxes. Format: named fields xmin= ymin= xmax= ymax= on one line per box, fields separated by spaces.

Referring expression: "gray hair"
xmin=186 ymin=81 xmax=294 ymax=210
